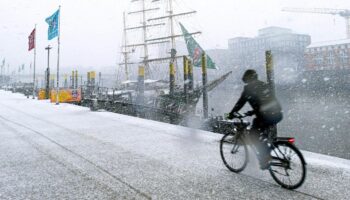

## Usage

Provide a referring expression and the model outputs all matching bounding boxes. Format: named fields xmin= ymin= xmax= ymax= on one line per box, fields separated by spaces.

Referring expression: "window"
xmin=326 ymin=51 xmax=335 ymax=67
xmin=314 ymin=54 xmax=323 ymax=65
xmin=339 ymin=49 xmax=348 ymax=64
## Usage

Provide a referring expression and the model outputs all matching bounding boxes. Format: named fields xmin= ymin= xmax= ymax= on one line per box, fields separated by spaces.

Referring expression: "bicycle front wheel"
xmin=269 ymin=141 xmax=306 ymax=189
xmin=220 ymin=133 xmax=248 ymax=173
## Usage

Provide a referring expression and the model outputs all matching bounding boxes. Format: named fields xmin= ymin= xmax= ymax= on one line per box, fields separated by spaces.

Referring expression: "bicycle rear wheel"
xmin=220 ymin=133 xmax=248 ymax=173
xmin=269 ymin=141 xmax=306 ymax=189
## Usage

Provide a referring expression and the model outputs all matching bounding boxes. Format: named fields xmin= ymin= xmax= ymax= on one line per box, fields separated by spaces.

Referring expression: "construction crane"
xmin=282 ymin=7 xmax=350 ymax=39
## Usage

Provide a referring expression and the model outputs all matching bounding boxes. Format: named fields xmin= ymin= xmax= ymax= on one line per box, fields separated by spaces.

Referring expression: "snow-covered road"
xmin=0 ymin=90 xmax=349 ymax=199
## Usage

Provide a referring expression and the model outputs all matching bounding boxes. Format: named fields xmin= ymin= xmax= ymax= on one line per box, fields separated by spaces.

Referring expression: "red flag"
xmin=28 ymin=28 xmax=35 ymax=51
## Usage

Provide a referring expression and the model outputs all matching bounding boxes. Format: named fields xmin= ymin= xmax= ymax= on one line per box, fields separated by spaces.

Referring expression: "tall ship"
xmin=84 ymin=0 xmax=232 ymax=125
xmin=118 ymin=0 xmax=201 ymax=84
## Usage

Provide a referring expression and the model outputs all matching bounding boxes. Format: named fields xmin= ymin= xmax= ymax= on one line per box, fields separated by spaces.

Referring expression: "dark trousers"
xmin=251 ymin=118 xmax=273 ymax=161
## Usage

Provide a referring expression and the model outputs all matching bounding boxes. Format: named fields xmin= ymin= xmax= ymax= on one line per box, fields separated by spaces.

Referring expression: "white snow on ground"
xmin=0 ymin=90 xmax=349 ymax=199
xmin=13 ymin=91 xmax=348 ymax=173
xmin=302 ymin=151 xmax=350 ymax=172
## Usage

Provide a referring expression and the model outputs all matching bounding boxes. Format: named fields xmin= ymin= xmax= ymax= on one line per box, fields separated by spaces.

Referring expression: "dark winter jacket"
xmin=230 ymin=80 xmax=283 ymax=124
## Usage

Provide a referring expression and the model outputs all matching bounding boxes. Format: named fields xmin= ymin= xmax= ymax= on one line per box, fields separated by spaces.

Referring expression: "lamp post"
xmin=45 ymin=45 xmax=52 ymax=99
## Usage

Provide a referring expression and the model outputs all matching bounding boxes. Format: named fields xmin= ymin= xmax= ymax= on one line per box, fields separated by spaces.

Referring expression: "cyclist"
xmin=227 ymin=69 xmax=283 ymax=169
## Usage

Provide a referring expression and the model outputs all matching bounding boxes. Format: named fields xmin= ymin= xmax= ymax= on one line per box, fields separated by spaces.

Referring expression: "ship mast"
xmin=125 ymin=0 xmax=164 ymax=79
xmin=168 ymin=0 xmax=178 ymax=80
xmin=123 ymin=0 xmax=200 ymax=81
xmin=122 ymin=12 xmax=129 ymax=81
xmin=147 ymin=0 xmax=200 ymax=70
xmin=169 ymin=0 xmax=176 ymax=55
xmin=141 ymin=0 xmax=150 ymax=76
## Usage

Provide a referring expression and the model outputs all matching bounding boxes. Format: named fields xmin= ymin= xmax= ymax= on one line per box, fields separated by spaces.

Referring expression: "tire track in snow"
xmin=0 ymin=101 xmax=325 ymax=199
xmin=0 ymin=119 xmax=134 ymax=199
xmin=0 ymin=114 xmax=152 ymax=200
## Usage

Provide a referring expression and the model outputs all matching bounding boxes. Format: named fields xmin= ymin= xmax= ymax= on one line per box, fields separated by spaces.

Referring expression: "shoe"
xmin=259 ymin=155 xmax=272 ymax=170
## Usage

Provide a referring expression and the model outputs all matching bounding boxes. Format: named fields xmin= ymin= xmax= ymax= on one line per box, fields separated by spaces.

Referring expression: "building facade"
xmin=228 ymin=27 xmax=311 ymax=83
xmin=304 ymin=39 xmax=350 ymax=71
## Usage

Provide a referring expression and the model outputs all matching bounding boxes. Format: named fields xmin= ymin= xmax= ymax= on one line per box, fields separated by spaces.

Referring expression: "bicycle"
xmin=219 ymin=112 xmax=306 ymax=189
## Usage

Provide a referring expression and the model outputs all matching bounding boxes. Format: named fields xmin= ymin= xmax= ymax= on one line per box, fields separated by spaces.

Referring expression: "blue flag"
xmin=45 ymin=9 xmax=60 ymax=40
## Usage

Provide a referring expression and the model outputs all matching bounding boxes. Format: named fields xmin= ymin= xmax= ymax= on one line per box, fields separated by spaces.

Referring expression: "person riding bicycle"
xmin=227 ymin=69 xmax=283 ymax=169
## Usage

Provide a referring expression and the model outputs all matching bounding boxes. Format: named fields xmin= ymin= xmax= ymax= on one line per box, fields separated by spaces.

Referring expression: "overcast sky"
xmin=0 ymin=0 xmax=350 ymax=73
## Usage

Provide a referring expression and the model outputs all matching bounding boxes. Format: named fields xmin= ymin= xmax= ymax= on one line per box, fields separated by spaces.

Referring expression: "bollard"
xmin=169 ymin=62 xmax=175 ymax=97
xmin=87 ymin=72 xmax=91 ymax=97
xmin=71 ymin=70 xmax=75 ymax=89
xmin=137 ymin=66 xmax=145 ymax=117
xmin=45 ymin=68 xmax=50 ymax=99
xmin=188 ymin=59 xmax=194 ymax=91
xmin=98 ymin=72 xmax=102 ymax=87
xmin=87 ymin=72 xmax=90 ymax=85
xmin=89 ymin=71 xmax=98 ymax=111
xmin=201 ymin=53 xmax=208 ymax=119
xmin=265 ymin=50 xmax=275 ymax=96
xmin=64 ymin=74 xmax=68 ymax=88
xmin=183 ymin=56 xmax=189 ymax=103
xmin=98 ymin=72 xmax=102 ymax=98
xmin=45 ymin=45 xmax=52 ymax=100
xmin=50 ymin=74 xmax=55 ymax=100
xmin=75 ymin=70 xmax=78 ymax=89
xmin=91 ymin=71 xmax=96 ymax=96
xmin=90 ymin=71 xmax=96 ymax=86
xmin=265 ymin=50 xmax=277 ymax=136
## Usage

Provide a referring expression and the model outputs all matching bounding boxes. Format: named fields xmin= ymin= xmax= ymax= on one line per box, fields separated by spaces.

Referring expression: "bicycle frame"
xmin=221 ymin=113 xmax=307 ymax=189
xmin=232 ymin=125 xmax=293 ymax=169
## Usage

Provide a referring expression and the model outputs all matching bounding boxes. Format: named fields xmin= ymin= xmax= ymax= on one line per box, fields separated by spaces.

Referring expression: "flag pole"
xmin=56 ymin=5 xmax=61 ymax=105
xmin=32 ymin=24 xmax=37 ymax=99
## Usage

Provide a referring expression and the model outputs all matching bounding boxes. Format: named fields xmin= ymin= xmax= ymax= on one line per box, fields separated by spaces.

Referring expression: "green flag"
xmin=179 ymin=23 xmax=216 ymax=69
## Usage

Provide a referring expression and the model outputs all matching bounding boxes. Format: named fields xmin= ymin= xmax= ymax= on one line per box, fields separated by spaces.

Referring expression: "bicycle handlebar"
xmin=225 ymin=111 xmax=255 ymax=120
